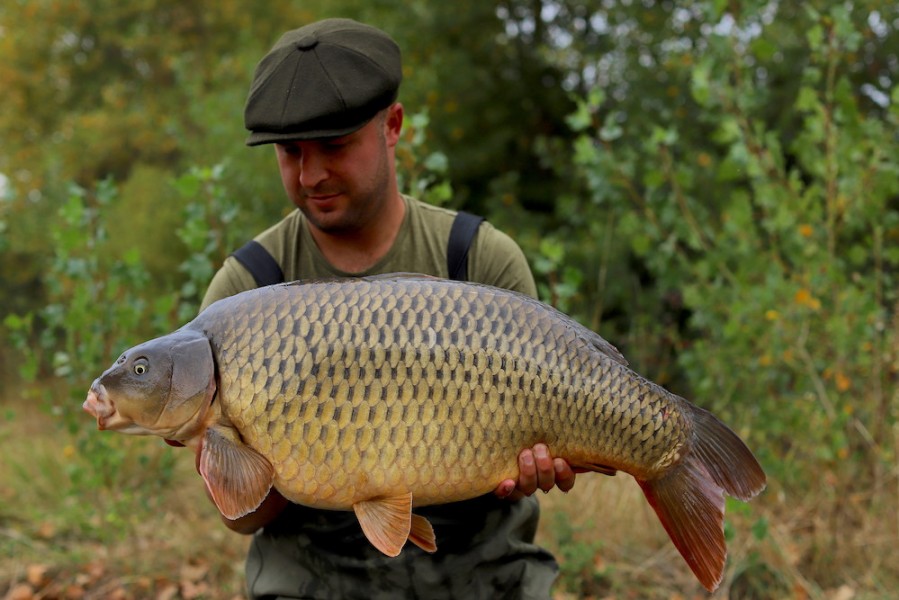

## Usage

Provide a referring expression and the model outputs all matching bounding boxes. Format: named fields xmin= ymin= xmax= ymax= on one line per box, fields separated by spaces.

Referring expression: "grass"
xmin=538 ymin=459 xmax=899 ymax=600
xmin=2 ymin=381 xmax=898 ymax=599
xmin=538 ymin=473 xmax=762 ymax=599
xmin=0 ymin=391 xmax=250 ymax=598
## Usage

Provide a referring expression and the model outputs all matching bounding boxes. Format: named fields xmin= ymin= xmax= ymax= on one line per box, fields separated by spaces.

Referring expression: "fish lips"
xmin=83 ymin=380 xmax=114 ymax=428
xmin=82 ymin=380 xmax=143 ymax=433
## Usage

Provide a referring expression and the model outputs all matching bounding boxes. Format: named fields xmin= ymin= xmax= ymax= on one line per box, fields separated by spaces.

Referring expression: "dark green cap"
xmin=244 ymin=18 xmax=402 ymax=146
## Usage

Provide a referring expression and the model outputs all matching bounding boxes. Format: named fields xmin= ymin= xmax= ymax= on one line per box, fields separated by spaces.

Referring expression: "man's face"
xmin=274 ymin=104 xmax=402 ymax=235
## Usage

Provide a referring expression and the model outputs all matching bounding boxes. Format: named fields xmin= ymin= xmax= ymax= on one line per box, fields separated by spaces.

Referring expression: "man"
xmin=200 ymin=18 xmax=578 ymax=599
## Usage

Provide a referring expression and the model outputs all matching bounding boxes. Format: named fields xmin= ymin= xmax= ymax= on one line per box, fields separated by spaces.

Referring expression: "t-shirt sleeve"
xmin=467 ymin=223 xmax=538 ymax=299
xmin=199 ymin=257 xmax=258 ymax=312
xmin=200 ymin=213 xmax=298 ymax=312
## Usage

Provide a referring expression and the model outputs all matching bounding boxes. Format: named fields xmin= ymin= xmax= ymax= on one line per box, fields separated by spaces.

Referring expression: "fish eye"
xmin=133 ymin=358 xmax=149 ymax=375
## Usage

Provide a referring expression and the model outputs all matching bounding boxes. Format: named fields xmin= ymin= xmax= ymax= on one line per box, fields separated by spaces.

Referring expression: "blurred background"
xmin=1 ymin=1 xmax=897 ymax=598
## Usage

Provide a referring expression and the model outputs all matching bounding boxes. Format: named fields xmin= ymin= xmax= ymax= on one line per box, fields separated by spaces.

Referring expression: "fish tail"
xmin=637 ymin=405 xmax=766 ymax=592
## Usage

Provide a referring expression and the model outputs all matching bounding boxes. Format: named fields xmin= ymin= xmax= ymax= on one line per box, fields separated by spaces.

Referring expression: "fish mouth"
xmin=83 ymin=380 xmax=116 ymax=430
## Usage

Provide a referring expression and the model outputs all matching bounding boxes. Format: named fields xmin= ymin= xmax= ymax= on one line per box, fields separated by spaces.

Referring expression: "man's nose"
xmin=298 ymin=148 xmax=328 ymax=188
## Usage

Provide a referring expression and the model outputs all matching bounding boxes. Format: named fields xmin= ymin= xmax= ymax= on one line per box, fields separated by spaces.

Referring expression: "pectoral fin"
xmin=353 ymin=493 xmax=420 ymax=557
xmin=199 ymin=426 xmax=274 ymax=520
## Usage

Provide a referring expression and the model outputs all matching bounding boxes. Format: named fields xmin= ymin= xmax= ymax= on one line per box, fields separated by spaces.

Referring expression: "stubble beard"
xmin=298 ymin=147 xmax=392 ymax=236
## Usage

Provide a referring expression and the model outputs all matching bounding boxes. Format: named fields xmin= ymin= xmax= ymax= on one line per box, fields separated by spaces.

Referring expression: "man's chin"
xmin=300 ymin=208 xmax=361 ymax=235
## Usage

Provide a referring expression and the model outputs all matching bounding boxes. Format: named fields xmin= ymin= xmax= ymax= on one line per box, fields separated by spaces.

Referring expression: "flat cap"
xmin=244 ymin=18 xmax=402 ymax=145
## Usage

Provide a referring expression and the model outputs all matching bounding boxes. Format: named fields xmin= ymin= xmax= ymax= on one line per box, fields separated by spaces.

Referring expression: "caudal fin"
xmin=637 ymin=405 xmax=766 ymax=592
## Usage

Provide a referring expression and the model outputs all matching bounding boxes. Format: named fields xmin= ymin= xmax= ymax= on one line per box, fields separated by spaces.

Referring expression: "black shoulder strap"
xmin=447 ymin=211 xmax=485 ymax=282
xmin=232 ymin=215 xmax=480 ymax=287
xmin=231 ymin=240 xmax=284 ymax=287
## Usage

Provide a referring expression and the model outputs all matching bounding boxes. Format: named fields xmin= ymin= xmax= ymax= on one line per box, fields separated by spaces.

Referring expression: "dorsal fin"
xmin=580 ymin=328 xmax=628 ymax=366
xmin=362 ymin=272 xmax=440 ymax=282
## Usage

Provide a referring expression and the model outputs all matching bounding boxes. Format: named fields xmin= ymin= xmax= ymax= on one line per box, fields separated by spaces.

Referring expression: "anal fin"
xmin=353 ymin=493 xmax=414 ymax=557
xmin=409 ymin=513 xmax=437 ymax=553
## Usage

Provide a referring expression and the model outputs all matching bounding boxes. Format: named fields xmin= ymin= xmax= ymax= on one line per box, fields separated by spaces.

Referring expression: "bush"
xmin=3 ymin=166 xmax=239 ymax=540
xmin=531 ymin=3 xmax=898 ymax=589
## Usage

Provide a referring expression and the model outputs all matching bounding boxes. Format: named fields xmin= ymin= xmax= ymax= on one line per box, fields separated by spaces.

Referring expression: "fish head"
xmin=83 ymin=328 xmax=216 ymax=441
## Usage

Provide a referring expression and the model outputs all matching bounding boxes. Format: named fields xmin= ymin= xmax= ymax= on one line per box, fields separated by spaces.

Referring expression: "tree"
xmin=536 ymin=1 xmax=899 ymax=586
xmin=0 ymin=0 xmax=302 ymax=317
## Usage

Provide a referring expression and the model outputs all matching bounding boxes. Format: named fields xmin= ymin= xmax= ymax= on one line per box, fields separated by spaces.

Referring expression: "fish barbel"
xmin=83 ymin=274 xmax=766 ymax=591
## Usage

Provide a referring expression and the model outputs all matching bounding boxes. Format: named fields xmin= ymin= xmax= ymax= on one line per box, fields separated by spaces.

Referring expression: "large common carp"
xmin=83 ymin=274 xmax=766 ymax=591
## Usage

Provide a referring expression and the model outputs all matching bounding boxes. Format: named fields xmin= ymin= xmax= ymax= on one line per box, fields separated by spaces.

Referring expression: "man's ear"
xmin=384 ymin=102 xmax=404 ymax=147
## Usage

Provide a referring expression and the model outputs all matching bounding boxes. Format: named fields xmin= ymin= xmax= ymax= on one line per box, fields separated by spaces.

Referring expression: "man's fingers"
xmin=498 ymin=446 xmax=580 ymax=501
xmin=533 ymin=444 xmax=555 ymax=492
xmin=494 ymin=479 xmax=517 ymax=498
xmin=553 ymin=458 xmax=576 ymax=493
xmin=517 ymin=448 xmax=538 ymax=496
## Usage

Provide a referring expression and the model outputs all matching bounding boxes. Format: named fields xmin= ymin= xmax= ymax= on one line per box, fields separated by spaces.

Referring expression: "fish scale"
xmin=84 ymin=274 xmax=766 ymax=591
xmin=224 ymin=279 xmax=634 ymax=505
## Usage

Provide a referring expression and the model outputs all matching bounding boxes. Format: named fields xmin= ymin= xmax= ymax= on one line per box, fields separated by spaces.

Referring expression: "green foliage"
xmin=395 ymin=110 xmax=454 ymax=207
xmin=171 ymin=163 xmax=244 ymax=319
xmin=531 ymin=236 xmax=583 ymax=314
xmin=4 ymin=179 xmax=175 ymax=539
xmin=539 ymin=2 xmax=898 ymax=493
xmin=102 ymin=165 xmax=191 ymax=288
xmin=537 ymin=0 xmax=899 ymax=466
xmin=0 ymin=0 xmax=298 ymax=194
xmin=3 ymin=168 xmax=240 ymax=540
xmin=527 ymin=7 xmax=899 ymax=586
xmin=549 ymin=511 xmax=608 ymax=596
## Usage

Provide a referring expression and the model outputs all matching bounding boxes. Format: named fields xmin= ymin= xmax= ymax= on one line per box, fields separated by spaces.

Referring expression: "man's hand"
xmin=494 ymin=444 xmax=578 ymax=501
xmin=218 ymin=488 xmax=289 ymax=534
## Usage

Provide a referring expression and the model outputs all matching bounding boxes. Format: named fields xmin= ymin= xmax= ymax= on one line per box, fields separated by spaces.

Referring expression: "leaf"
xmin=26 ymin=564 xmax=50 ymax=587
xmin=750 ymin=37 xmax=778 ymax=61
xmin=422 ymin=151 xmax=448 ymax=173
xmin=538 ymin=238 xmax=566 ymax=264
xmin=598 ymin=119 xmax=623 ymax=142
xmin=806 ymin=24 xmax=824 ymax=50
xmin=565 ymin=99 xmax=593 ymax=132
xmin=180 ymin=562 xmax=209 ymax=583
xmin=572 ymin=135 xmax=599 ymax=166
xmin=752 ymin=516 xmax=769 ymax=541
xmin=691 ymin=61 xmax=711 ymax=107
xmin=796 ymin=86 xmax=820 ymax=112
xmin=4 ymin=584 xmax=35 ymax=600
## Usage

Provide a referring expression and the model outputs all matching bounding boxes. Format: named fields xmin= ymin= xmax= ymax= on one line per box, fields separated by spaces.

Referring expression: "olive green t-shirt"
xmin=200 ymin=195 xmax=537 ymax=310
